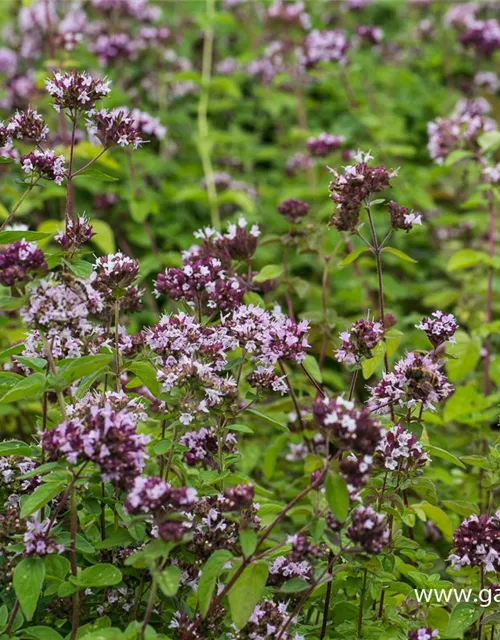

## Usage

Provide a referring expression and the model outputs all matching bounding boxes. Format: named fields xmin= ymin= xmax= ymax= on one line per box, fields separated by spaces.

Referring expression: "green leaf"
xmin=240 ymin=529 xmax=258 ymax=557
xmin=417 ymin=503 xmax=453 ymax=540
xmin=361 ymin=341 xmax=385 ymax=379
xmin=57 ymin=355 xmax=112 ymax=385
xmin=127 ymin=361 xmax=160 ymax=396
xmin=246 ymin=408 xmax=287 ymax=431
xmin=21 ymin=481 xmax=65 ymax=518
xmin=0 ymin=372 xmax=46 ymax=404
xmin=447 ymin=602 xmax=481 ymax=637
xmin=478 ymin=130 xmax=500 ymax=153
xmin=94 ymin=530 xmax=134 ymax=550
xmin=23 ymin=626 xmax=64 ymax=640
xmin=441 ymin=500 xmax=479 ymax=517
xmin=0 ymin=230 xmax=52 ymax=244
xmin=253 ymin=264 xmax=283 ymax=283
xmin=75 ymin=169 xmax=119 ymax=182
xmin=382 ymin=247 xmax=417 ymax=264
xmin=325 ymin=471 xmax=349 ymax=522
xmin=444 ymin=150 xmax=473 ymax=166
xmin=228 ymin=423 xmax=254 ymax=434
xmin=157 ymin=565 xmax=182 ymax=597
xmin=341 ymin=246 xmax=370 ymax=266
xmin=67 ymin=259 xmax=93 ymax=278
xmin=198 ymin=550 xmax=233 ymax=618
xmin=70 ymin=564 xmax=122 ymax=588
xmin=424 ymin=445 xmax=466 ymax=469
xmin=228 ymin=562 xmax=269 ymax=629
xmin=447 ymin=249 xmax=490 ymax=272
xmin=14 ymin=557 xmax=45 ymax=621
xmin=263 ymin=433 xmax=288 ymax=480
xmin=303 ymin=354 xmax=322 ymax=383
xmin=279 ymin=578 xmax=310 ymax=593
xmin=91 ymin=219 xmax=115 ymax=254
xmin=0 ymin=439 xmax=38 ymax=456
xmin=446 ymin=331 xmax=481 ymax=382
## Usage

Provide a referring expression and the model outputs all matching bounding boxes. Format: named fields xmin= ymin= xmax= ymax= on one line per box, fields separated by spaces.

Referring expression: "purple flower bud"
xmin=224 ymin=484 xmax=254 ymax=510
xmin=45 ymin=71 xmax=111 ymax=112
xmin=407 ymin=629 xmax=440 ymax=640
xmin=346 ymin=505 xmax=390 ymax=553
xmin=307 ymin=133 xmax=344 ymax=157
xmin=313 ymin=395 xmax=384 ymax=455
xmin=0 ymin=240 xmax=47 ymax=286
xmin=21 ymin=149 xmax=66 ymax=185
xmin=416 ymin=311 xmax=458 ymax=348
xmin=449 ymin=512 xmax=500 ymax=573
xmin=388 ymin=201 xmax=422 ymax=231
xmin=8 ymin=107 xmax=48 ymax=142
xmin=329 ymin=151 xmax=397 ymax=231
xmin=277 ymin=198 xmax=310 ymax=223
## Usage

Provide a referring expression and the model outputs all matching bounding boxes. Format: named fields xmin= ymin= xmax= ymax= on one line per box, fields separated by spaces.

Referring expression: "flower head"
xmin=368 ymin=352 xmax=453 ymax=414
xmin=24 ymin=518 xmax=64 ymax=556
xmin=328 ymin=152 xmax=397 ymax=231
xmin=0 ymin=239 xmax=47 ymax=286
xmin=307 ymin=133 xmax=344 ymax=157
xmin=449 ymin=513 xmax=500 ymax=572
xmin=313 ymin=395 xmax=384 ymax=455
xmin=388 ymin=201 xmax=422 ymax=232
xmin=277 ymin=198 xmax=310 ymax=223
xmin=346 ymin=505 xmax=390 ymax=553
xmin=45 ymin=71 xmax=110 ymax=111
xmin=8 ymin=107 xmax=48 ymax=142
xmin=408 ymin=630 xmax=440 ymax=640
xmin=45 ymin=70 xmax=111 ymax=112
xmin=87 ymin=108 xmax=143 ymax=149
xmin=416 ymin=311 xmax=458 ymax=348
xmin=21 ymin=149 xmax=66 ymax=185
xmin=335 ymin=319 xmax=383 ymax=365
xmin=376 ymin=425 xmax=430 ymax=472
xmin=42 ymin=401 xmax=150 ymax=486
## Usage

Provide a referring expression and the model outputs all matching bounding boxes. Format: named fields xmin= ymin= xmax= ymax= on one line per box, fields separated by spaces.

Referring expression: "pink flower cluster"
xmin=307 ymin=133 xmax=345 ymax=157
xmin=416 ymin=310 xmax=458 ymax=348
xmin=21 ymin=149 xmax=66 ymax=185
xmin=87 ymin=108 xmax=143 ymax=148
xmin=368 ymin=352 xmax=453 ymax=414
xmin=335 ymin=318 xmax=383 ymax=365
xmin=0 ymin=239 xmax=47 ymax=286
xmin=302 ymin=29 xmax=350 ymax=67
xmin=428 ymin=98 xmax=497 ymax=164
xmin=7 ymin=107 xmax=48 ymax=142
xmin=346 ymin=505 xmax=390 ymax=553
xmin=223 ymin=304 xmax=310 ymax=365
xmin=42 ymin=401 xmax=150 ymax=485
xmin=180 ymin=428 xmax=237 ymax=467
xmin=313 ymin=395 xmax=384 ymax=455
xmin=329 ymin=151 xmax=398 ymax=231
xmin=377 ymin=425 xmax=430 ymax=472
xmin=125 ymin=475 xmax=198 ymax=515
xmin=449 ymin=512 xmax=500 ymax=573
xmin=408 ymin=629 xmax=440 ymax=640
xmin=45 ymin=70 xmax=111 ymax=112
xmin=24 ymin=518 xmax=65 ymax=557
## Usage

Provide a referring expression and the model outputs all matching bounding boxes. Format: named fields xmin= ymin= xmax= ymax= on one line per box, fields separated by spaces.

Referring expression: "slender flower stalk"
xmin=197 ymin=0 xmax=220 ymax=230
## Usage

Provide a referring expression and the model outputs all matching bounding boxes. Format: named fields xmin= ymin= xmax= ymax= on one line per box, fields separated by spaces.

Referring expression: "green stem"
xmin=141 ymin=575 xmax=158 ymax=636
xmin=357 ymin=568 xmax=368 ymax=638
xmin=70 ymin=483 xmax=80 ymax=640
xmin=197 ymin=0 xmax=219 ymax=230
xmin=0 ymin=179 xmax=38 ymax=232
